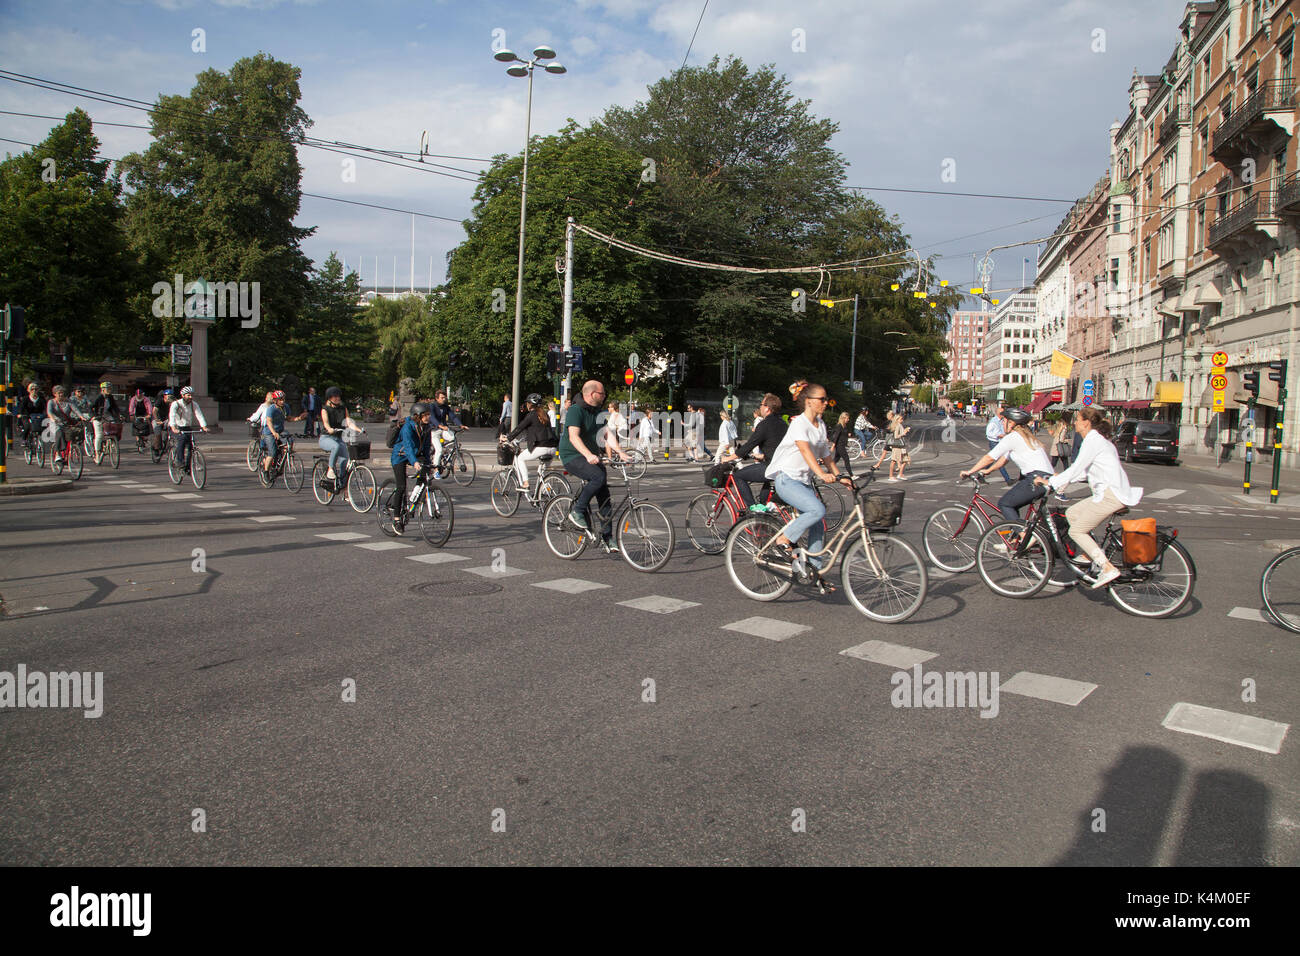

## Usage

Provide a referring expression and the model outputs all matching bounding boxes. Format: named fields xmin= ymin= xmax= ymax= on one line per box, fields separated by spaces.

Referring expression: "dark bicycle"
xmin=376 ymin=466 xmax=454 ymax=547
xmin=541 ymin=458 xmax=675 ymax=571
xmin=259 ymin=434 xmax=303 ymax=493
xmin=167 ymin=425 xmax=207 ymax=489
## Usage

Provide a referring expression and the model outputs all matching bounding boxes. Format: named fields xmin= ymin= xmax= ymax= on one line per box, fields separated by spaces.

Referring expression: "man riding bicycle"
xmin=169 ymin=386 xmax=210 ymax=472
xmin=390 ymin=402 xmax=434 ymax=532
xmin=260 ymin=390 xmax=289 ymax=473
xmin=428 ymin=388 xmax=467 ymax=477
xmin=45 ymin=385 xmax=83 ymax=463
xmin=91 ymin=382 xmax=124 ymax=463
xmin=560 ymin=379 xmax=629 ymax=554
xmin=150 ymin=389 xmax=173 ymax=454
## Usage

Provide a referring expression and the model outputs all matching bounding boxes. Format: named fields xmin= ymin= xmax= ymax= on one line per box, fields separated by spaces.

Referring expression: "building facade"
xmin=983 ymin=292 xmax=1038 ymax=400
xmin=945 ymin=309 xmax=990 ymax=406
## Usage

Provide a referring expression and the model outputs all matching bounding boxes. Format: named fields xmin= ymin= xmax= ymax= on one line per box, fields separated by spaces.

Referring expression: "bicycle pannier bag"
xmin=1121 ymin=517 xmax=1158 ymax=565
xmin=386 ymin=420 xmax=402 ymax=448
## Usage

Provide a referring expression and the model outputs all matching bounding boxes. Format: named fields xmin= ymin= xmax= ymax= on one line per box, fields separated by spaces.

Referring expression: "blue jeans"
xmin=773 ymin=473 xmax=827 ymax=568
xmin=997 ymin=472 xmax=1050 ymax=522
xmin=854 ymin=428 xmax=867 ymax=447
xmin=319 ymin=434 xmax=349 ymax=474
xmin=988 ymin=439 xmax=1011 ymax=482
xmin=261 ymin=429 xmax=281 ymax=463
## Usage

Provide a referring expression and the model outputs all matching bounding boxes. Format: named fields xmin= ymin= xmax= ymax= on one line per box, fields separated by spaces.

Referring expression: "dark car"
xmin=1114 ymin=419 xmax=1179 ymax=464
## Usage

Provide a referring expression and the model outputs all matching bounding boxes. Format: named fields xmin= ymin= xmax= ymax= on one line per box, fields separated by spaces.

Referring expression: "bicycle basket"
xmin=132 ymin=419 xmax=150 ymax=437
xmin=105 ymin=422 xmax=123 ymax=439
xmin=248 ymin=422 xmax=261 ymax=439
xmin=860 ymin=488 xmax=905 ymax=530
xmin=703 ymin=461 xmax=733 ymax=488
xmin=497 ymin=443 xmax=516 ymax=466
xmin=1121 ymin=517 xmax=1158 ymax=565
xmin=344 ymin=435 xmax=371 ymax=461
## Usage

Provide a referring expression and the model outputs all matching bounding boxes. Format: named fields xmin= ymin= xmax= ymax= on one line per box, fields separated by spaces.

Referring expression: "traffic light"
xmin=667 ymin=359 xmax=679 ymax=386
xmin=2 ymin=304 xmax=25 ymax=346
xmin=677 ymin=353 xmax=688 ymax=380
xmin=546 ymin=344 xmax=562 ymax=375
xmin=448 ymin=350 xmax=459 ymax=370
xmin=735 ymin=358 xmax=744 ymax=386
xmin=1243 ymin=369 xmax=1260 ymax=397
xmin=719 ymin=357 xmax=730 ymax=387
xmin=1270 ymin=360 xmax=1286 ymax=383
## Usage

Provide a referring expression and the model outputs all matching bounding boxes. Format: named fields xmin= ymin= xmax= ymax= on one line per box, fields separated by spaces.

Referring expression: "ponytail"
xmin=1077 ymin=406 xmax=1112 ymax=440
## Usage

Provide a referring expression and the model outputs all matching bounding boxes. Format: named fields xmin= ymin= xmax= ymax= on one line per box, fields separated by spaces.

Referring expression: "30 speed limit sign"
xmin=1211 ymin=373 xmax=1229 ymax=391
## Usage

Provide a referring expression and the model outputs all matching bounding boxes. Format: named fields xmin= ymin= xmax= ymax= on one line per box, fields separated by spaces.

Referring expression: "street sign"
xmin=1211 ymin=373 xmax=1228 ymax=392
xmin=172 ymin=344 xmax=190 ymax=366
xmin=624 ymin=368 xmax=634 ymax=385
xmin=628 ymin=352 xmax=639 ymax=370
xmin=140 ymin=345 xmax=170 ymax=353
xmin=1082 ymin=378 xmax=1095 ymax=394
xmin=843 ymin=380 xmax=851 ymax=387
xmin=1082 ymin=395 xmax=1094 ymax=407
xmin=1211 ymin=351 xmax=1229 ymax=368
xmin=852 ymin=380 xmax=863 ymax=391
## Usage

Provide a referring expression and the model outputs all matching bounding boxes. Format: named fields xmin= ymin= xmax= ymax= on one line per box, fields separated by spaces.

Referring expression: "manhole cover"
xmin=410 ymin=580 xmax=502 ymax=597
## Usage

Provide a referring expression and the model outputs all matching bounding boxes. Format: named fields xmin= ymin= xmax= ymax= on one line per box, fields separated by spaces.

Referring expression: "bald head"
xmin=581 ymin=380 xmax=606 ymax=404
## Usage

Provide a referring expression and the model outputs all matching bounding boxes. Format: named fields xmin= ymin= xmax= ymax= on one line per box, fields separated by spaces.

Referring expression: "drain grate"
xmin=410 ymin=579 xmax=502 ymax=597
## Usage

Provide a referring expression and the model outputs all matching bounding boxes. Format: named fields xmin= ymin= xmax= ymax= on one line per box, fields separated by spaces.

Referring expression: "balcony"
xmin=1158 ymin=105 xmax=1190 ymax=148
xmin=1157 ymin=257 xmax=1186 ymax=286
xmin=1211 ymin=79 xmax=1295 ymax=163
xmin=1109 ymin=175 xmax=1135 ymax=197
xmin=1207 ymin=191 xmax=1281 ymax=251
xmin=1278 ymin=171 xmax=1300 ymax=213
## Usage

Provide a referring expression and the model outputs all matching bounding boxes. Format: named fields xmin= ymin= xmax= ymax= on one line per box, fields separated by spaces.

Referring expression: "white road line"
xmin=1227 ymin=606 xmax=1268 ymax=623
xmin=999 ymin=672 xmax=1097 ymax=706
xmin=618 ymin=595 xmax=700 ymax=614
xmin=162 ymin=493 xmax=200 ymax=500
xmin=406 ymin=552 xmax=470 ymax=564
xmin=316 ymin=531 xmax=371 ymax=541
xmin=354 ymin=540 xmax=413 ymax=551
xmin=221 ymin=509 xmax=258 ymax=515
xmin=532 ymin=578 xmax=611 ymax=594
xmin=462 ymin=565 xmax=531 ymax=578
xmin=248 ymin=515 xmax=295 ymax=523
xmin=459 ymin=503 xmax=493 ymax=511
xmin=133 ymin=486 xmax=171 ymax=493
xmin=191 ymin=502 xmax=236 ymax=509
xmin=1144 ymin=488 xmax=1186 ymax=500
xmin=721 ymin=616 xmax=810 ymax=642
xmin=1162 ymin=702 xmax=1289 ymax=754
xmin=840 ymin=640 xmax=938 ymax=668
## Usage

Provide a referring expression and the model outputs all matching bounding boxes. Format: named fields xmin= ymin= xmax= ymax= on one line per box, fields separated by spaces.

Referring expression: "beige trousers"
xmin=1064 ymin=487 xmax=1125 ymax=564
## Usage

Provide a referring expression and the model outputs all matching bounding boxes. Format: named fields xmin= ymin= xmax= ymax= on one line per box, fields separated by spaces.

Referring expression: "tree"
xmin=0 ymin=109 xmax=136 ymax=380
xmin=370 ymin=294 xmax=435 ymax=394
xmin=118 ymin=54 xmax=314 ymax=396
xmin=288 ymin=253 xmax=376 ymax=398
xmin=1008 ymin=383 xmax=1032 ymax=406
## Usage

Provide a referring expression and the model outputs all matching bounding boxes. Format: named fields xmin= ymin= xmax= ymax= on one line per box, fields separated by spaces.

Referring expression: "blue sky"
xmin=1 ymin=0 xmax=1191 ymax=298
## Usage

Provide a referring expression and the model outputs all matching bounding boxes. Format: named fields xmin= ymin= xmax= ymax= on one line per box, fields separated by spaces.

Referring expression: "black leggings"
xmin=733 ymin=461 xmax=769 ymax=508
xmin=564 ymin=456 xmax=613 ymax=534
xmin=997 ymin=472 xmax=1050 ymax=522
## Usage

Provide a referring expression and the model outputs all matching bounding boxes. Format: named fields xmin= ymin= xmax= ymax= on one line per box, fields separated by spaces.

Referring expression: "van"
xmin=1114 ymin=419 xmax=1179 ymax=464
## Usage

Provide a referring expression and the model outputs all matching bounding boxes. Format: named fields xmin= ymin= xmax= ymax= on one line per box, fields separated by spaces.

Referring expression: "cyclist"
xmin=722 ymin=392 xmax=787 ymax=511
xmin=127 ymin=387 xmax=152 ymax=420
xmin=150 ymin=388 xmax=173 ymax=454
xmin=44 ymin=385 xmax=77 ymax=463
xmin=429 ymin=388 xmax=466 ymax=477
xmin=390 ymin=402 xmax=434 ymax=532
xmin=169 ymin=386 xmax=210 ymax=472
xmin=318 ymin=386 xmax=363 ymax=493
xmin=17 ymin=382 xmax=45 ymax=453
xmin=247 ymin=390 xmax=275 ymax=429
xmin=1033 ymin=406 xmax=1143 ymax=590
xmin=985 ymin=403 xmax=1013 ymax=484
xmin=68 ymin=385 xmax=92 ymax=424
xmin=501 ymin=393 xmax=559 ymax=493
xmin=560 ymin=379 xmax=627 ymax=554
xmin=853 ymin=408 xmax=872 ymax=449
xmin=764 ymin=381 xmax=854 ymax=590
xmin=960 ymin=406 xmax=1052 ymax=522
xmin=90 ymin=382 xmax=124 ymax=463
xmin=260 ymin=390 xmax=289 ymax=473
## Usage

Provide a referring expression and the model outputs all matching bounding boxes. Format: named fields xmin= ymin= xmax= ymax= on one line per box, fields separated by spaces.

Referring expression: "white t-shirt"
xmin=247 ymin=402 xmax=270 ymax=425
xmin=765 ymin=414 xmax=828 ymax=484
xmin=988 ymin=431 xmax=1052 ymax=476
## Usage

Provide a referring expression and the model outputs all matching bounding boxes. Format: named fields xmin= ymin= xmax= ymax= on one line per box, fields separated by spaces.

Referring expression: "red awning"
xmin=1101 ymin=400 xmax=1127 ymax=407
xmin=1126 ymin=400 xmax=1153 ymax=410
xmin=1025 ymin=392 xmax=1056 ymax=415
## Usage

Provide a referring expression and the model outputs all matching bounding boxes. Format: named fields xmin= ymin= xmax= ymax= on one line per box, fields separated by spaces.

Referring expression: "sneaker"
xmin=1091 ymin=566 xmax=1121 ymax=590
xmin=748 ymin=503 xmax=771 ymax=513
xmin=601 ymin=538 xmax=620 ymax=555
xmin=567 ymin=509 xmax=589 ymax=530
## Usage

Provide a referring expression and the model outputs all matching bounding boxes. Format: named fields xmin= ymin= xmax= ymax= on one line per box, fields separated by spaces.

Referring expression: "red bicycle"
xmin=685 ymin=462 xmax=842 ymax=554
xmin=922 ymin=473 xmax=1038 ymax=573
xmin=47 ymin=420 xmax=86 ymax=480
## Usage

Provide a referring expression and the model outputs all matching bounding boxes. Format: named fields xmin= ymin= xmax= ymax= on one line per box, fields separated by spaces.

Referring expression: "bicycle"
xmin=685 ymin=462 xmax=842 ymax=555
xmin=310 ymin=430 xmax=377 ymax=513
xmin=258 ymin=434 xmax=303 ymax=493
xmin=722 ymin=468 xmax=928 ymax=623
xmin=88 ymin=418 xmax=122 ymax=469
xmin=245 ymin=422 xmax=262 ymax=472
xmin=1260 ymin=546 xmax=1300 ymax=633
xmin=19 ymin=420 xmax=43 ymax=466
xmin=972 ymin=488 xmax=1195 ymax=618
xmin=376 ymin=467 xmax=454 ymax=546
xmin=922 ymin=474 xmax=1012 ymax=573
xmin=150 ymin=424 xmax=171 ymax=464
xmin=490 ymin=445 xmax=572 ymax=516
xmin=132 ymin=417 xmax=151 ymax=454
xmin=166 ymin=426 xmax=207 ymax=489
xmin=846 ymin=434 xmax=887 ymax=462
xmin=46 ymin=421 xmax=85 ymax=480
xmin=434 ymin=431 xmax=476 ymax=486
xmin=542 ymin=459 xmax=675 ymax=571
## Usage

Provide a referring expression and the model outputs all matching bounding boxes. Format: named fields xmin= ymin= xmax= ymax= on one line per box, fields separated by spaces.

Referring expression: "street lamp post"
xmin=494 ymin=44 xmax=566 ymax=430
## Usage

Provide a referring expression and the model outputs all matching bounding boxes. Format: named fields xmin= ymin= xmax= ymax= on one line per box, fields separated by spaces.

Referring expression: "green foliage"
xmin=1008 ymin=383 xmax=1033 ymax=406
xmin=289 ymin=253 xmax=376 ymax=397
xmin=370 ymin=293 xmax=435 ymax=392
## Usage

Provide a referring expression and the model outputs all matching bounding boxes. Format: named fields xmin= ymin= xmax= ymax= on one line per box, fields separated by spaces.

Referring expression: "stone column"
xmin=186 ymin=315 xmax=219 ymax=429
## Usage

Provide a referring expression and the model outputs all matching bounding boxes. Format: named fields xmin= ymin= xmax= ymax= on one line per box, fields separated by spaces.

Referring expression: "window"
xmin=1110 ymin=258 xmax=1120 ymax=291
xmin=1143 ymin=238 xmax=1152 ymax=279
xmin=1221 ymin=94 xmax=1233 ymax=122
xmin=1195 ymin=201 xmax=1206 ymax=252
xmin=1276 ymin=148 xmax=1287 ymax=181
xmin=1283 ymin=42 xmax=1295 ymax=84
xmin=1247 ymin=68 xmax=1259 ymax=96
xmin=1145 ymin=175 xmax=1154 ymax=201
xmin=1112 ymin=206 xmax=1122 ymax=233
xmin=1199 ymin=124 xmax=1209 ymax=172
xmin=1202 ymin=57 xmax=1211 ymax=98
xmin=1251 ymin=1 xmax=1262 ymax=36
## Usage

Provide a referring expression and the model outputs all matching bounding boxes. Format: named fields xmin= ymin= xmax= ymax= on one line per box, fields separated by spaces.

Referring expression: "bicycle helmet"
xmin=161 ymin=388 xmax=173 ymax=397
xmin=1002 ymin=407 xmax=1031 ymax=426
xmin=99 ymin=381 xmax=112 ymax=390
xmin=410 ymin=402 xmax=431 ymax=418
xmin=180 ymin=386 xmax=194 ymax=397
xmin=272 ymin=390 xmax=285 ymax=400
xmin=526 ymin=392 xmax=543 ymax=407
xmin=325 ymin=386 xmax=342 ymax=400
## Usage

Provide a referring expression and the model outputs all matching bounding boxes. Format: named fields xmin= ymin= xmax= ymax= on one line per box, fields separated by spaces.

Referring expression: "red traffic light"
xmin=624 ymin=369 xmax=635 ymax=385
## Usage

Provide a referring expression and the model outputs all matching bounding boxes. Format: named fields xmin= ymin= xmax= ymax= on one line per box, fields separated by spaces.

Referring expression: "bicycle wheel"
xmin=490 ymin=470 xmax=521 ymax=516
xmin=190 ymin=448 xmax=206 ymax=489
xmin=624 ymin=450 xmax=648 ymax=480
xmin=51 ymin=444 xmax=64 ymax=475
xmin=816 ymin=480 xmax=848 ymax=534
xmin=348 ymin=464 xmax=377 ymax=514
xmin=168 ymin=448 xmax=184 ymax=484
xmin=543 ymin=495 xmax=589 ymax=560
xmin=686 ymin=492 xmax=735 ymax=555
xmin=870 ymin=438 xmax=887 ymax=460
xmin=1261 ymin=546 xmax=1300 ymax=633
xmin=1105 ymin=538 xmax=1196 ymax=619
xmin=846 ymin=437 xmax=862 ymax=460
xmin=22 ymin=437 xmax=34 ymax=465
xmin=376 ymin=479 xmax=398 ymax=537
xmin=723 ymin=513 xmax=793 ymax=602
xmin=618 ymin=501 xmax=675 ymax=572
xmin=841 ymin=535 xmax=928 ymax=623
xmin=283 ymin=453 xmax=304 ymax=493
xmin=106 ymin=438 xmax=120 ymax=470
xmin=975 ymin=521 xmax=1052 ymax=598
xmin=258 ymin=457 xmax=274 ymax=488
xmin=311 ymin=459 xmax=336 ymax=505
xmin=66 ymin=443 xmax=83 ymax=480
xmin=36 ymin=440 xmax=46 ymax=468
xmin=82 ymin=429 xmax=95 ymax=458
xmin=537 ymin=474 xmax=569 ymax=510
xmin=452 ymin=449 xmax=475 ymax=486
xmin=246 ymin=439 xmax=260 ymax=472
xmin=922 ymin=506 xmax=989 ymax=573
xmin=418 ymin=486 xmax=454 ymax=546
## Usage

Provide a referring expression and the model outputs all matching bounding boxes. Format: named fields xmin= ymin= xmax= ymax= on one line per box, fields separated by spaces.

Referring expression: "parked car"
xmin=1114 ymin=418 xmax=1179 ymax=464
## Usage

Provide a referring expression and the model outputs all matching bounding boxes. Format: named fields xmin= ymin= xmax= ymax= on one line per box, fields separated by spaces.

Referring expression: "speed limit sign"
xmin=1211 ymin=373 xmax=1229 ymax=391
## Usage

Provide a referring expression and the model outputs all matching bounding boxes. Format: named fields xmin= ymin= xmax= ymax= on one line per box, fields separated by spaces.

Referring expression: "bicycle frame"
xmin=751 ymin=482 xmax=883 ymax=579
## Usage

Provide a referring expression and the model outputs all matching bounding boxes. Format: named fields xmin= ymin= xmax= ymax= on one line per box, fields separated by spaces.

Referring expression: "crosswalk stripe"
xmin=462 ymin=565 xmax=531 ymax=578
xmin=316 ymin=532 xmax=371 ymax=541
xmin=532 ymin=578 xmax=611 ymax=594
xmin=618 ymin=595 xmax=700 ymax=614
xmin=1143 ymin=488 xmax=1185 ymax=499
xmin=1227 ymin=606 xmax=1268 ymax=622
xmin=721 ymin=616 xmax=810 ymax=642
xmin=999 ymin=672 xmax=1097 ymax=706
xmin=1162 ymin=702 xmax=1289 ymax=754
xmin=248 ymin=515 xmax=295 ymax=523
xmin=406 ymin=552 xmax=470 ymax=564
xmin=162 ymin=493 xmax=200 ymax=500
xmin=191 ymin=502 xmax=235 ymax=509
xmin=221 ymin=509 xmax=258 ymax=515
xmin=460 ymin=503 xmax=493 ymax=511
xmin=354 ymin=540 xmax=413 ymax=551
xmin=840 ymin=640 xmax=938 ymax=668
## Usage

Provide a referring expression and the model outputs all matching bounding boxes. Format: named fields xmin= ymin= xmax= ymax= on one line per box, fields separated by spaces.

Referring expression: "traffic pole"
xmin=1271 ymin=359 xmax=1288 ymax=503
xmin=1244 ymin=401 xmax=1254 ymax=494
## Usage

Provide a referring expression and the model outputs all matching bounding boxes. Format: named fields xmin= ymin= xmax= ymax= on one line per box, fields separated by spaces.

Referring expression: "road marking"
xmin=1227 ymin=606 xmax=1268 ymax=623
xmin=618 ymin=595 xmax=700 ymax=613
xmin=406 ymin=552 xmax=470 ymax=564
xmin=532 ymin=578 xmax=611 ymax=594
xmin=162 ymin=493 xmax=201 ymax=500
xmin=459 ymin=503 xmax=493 ymax=511
xmin=354 ymin=540 xmax=413 ymax=551
xmin=1144 ymin=488 xmax=1185 ymax=500
xmin=465 ymin=564 xmax=530 ymax=580
xmin=316 ymin=531 xmax=371 ymax=541
xmin=248 ymin=515 xmax=295 ymax=523
xmin=722 ymin=616 xmax=810 ymax=642
xmin=105 ymin=480 xmax=134 ymax=485
xmin=1162 ymin=702 xmax=1289 ymax=754
xmin=839 ymin=640 xmax=938 ymax=668
xmin=133 ymin=485 xmax=171 ymax=492
xmin=999 ymin=672 xmax=1097 ymax=706
xmin=221 ymin=509 xmax=258 ymax=515
xmin=191 ymin=501 xmax=236 ymax=509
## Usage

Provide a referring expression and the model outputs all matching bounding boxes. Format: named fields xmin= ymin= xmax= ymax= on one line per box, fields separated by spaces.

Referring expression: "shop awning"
xmin=1152 ymin=381 xmax=1184 ymax=405
xmin=1198 ymin=369 xmax=1240 ymax=408
xmin=1101 ymin=399 xmax=1128 ymax=408
xmin=1126 ymin=400 xmax=1153 ymax=410
xmin=1026 ymin=390 xmax=1063 ymax=415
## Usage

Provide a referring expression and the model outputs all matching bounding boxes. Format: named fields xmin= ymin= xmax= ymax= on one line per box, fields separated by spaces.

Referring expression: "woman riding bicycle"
xmin=318 ymin=386 xmax=362 ymax=491
xmin=764 ymin=381 xmax=854 ymax=590
xmin=1032 ymin=406 xmax=1142 ymax=590
xmin=150 ymin=389 xmax=173 ymax=454
xmin=18 ymin=382 xmax=44 ymax=451
xmin=91 ymin=382 xmax=123 ymax=463
xmin=960 ymin=406 xmax=1052 ymax=522
xmin=45 ymin=385 xmax=76 ymax=462
xmin=501 ymin=393 xmax=558 ymax=493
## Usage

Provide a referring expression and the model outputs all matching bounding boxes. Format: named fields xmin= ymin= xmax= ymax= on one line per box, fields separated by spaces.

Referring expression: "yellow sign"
xmin=1211 ymin=351 xmax=1229 ymax=368
xmin=1212 ymin=393 xmax=1226 ymax=412
xmin=1050 ymin=349 xmax=1075 ymax=378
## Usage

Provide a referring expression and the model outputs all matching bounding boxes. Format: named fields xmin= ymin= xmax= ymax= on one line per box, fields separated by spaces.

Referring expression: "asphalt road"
xmin=1 ymin=416 xmax=1296 ymax=865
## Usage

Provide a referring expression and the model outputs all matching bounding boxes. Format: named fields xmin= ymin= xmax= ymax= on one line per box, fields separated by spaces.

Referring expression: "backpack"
xmin=386 ymin=419 xmax=403 ymax=448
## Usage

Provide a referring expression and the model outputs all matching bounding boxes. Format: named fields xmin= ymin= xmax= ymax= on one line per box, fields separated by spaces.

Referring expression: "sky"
xmin=0 ymin=0 xmax=1193 ymax=301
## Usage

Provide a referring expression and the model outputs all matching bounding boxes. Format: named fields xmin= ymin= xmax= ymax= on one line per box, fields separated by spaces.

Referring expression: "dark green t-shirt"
xmin=558 ymin=400 xmax=601 ymax=464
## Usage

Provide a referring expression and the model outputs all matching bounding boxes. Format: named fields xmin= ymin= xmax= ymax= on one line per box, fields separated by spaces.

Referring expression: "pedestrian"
xmin=986 ymin=403 xmax=1013 ymax=484
xmin=637 ymin=406 xmax=659 ymax=459
xmin=387 ymin=394 xmax=401 ymax=422
xmin=715 ymin=409 xmax=738 ymax=462
xmin=604 ymin=400 xmax=626 ymax=458
xmin=683 ymin=403 xmax=701 ymax=461
xmin=826 ymin=411 xmax=855 ymax=477
xmin=500 ymin=393 xmax=512 ymax=426
xmin=696 ymin=404 xmax=710 ymax=456
xmin=302 ymin=387 xmax=319 ymax=437
xmin=1049 ymin=417 xmax=1073 ymax=471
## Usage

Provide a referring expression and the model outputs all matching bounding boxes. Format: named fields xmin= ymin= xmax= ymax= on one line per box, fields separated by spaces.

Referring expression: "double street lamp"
xmin=494 ymin=44 xmax=566 ymax=430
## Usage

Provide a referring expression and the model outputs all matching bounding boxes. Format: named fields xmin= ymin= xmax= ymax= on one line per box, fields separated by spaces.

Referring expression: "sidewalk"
xmin=1175 ymin=448 xmax=1300 ymax=507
